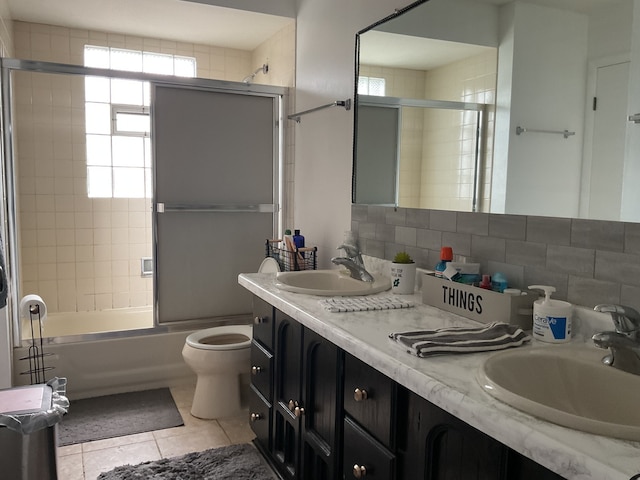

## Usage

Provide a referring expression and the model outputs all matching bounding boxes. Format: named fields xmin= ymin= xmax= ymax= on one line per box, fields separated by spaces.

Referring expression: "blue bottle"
xmin=293 ymin=229 xmax=305 ymax=249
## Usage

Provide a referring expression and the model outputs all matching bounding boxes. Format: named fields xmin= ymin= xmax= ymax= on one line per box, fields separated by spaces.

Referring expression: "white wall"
xmin=293 ymin=0 xmax=419 ymax=267
xmin=495 ymin=2 xmax=588 ymax=217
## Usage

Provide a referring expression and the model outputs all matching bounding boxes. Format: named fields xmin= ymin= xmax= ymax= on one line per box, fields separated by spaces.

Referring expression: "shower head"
xmin=242 ymin=63 xmax=269 ymax=84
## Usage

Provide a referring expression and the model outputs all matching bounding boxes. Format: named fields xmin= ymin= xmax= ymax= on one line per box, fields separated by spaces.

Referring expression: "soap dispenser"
xmin=528 ymin=285 xmax=573 ymax=343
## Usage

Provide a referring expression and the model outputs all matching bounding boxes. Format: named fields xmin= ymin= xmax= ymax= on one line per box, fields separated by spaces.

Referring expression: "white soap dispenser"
xmin=528 ymin=285 xmax=573 ymax=343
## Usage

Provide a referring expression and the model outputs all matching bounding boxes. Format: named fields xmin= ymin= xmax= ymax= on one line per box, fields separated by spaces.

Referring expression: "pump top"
xmin=528 ymin=285 xmax=556 ymax=305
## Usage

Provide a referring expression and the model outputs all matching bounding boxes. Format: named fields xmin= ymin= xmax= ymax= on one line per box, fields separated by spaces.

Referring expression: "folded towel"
xmin=320 ymin=296 xmax=414 ymax=313
xmin=389 ymin=322 xmax=530 ymax=357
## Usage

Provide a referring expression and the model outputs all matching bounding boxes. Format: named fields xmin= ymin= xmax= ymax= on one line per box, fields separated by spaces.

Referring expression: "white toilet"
xmin=182 ymin=324 xmax=253 ymax=419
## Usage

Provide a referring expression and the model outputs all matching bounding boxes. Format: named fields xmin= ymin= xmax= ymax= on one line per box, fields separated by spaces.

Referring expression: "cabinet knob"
xmin=354 ymin=387 xmax=368 ymax=402
xmin=353 ymin=464 xmax=367 ymax=478
xmin=288 ymin=399 xmax=296 ymax=411
xmin=251 ymin=365 xmax=262 ymax=375
xmin=250 ymin=413 xmax=262 ymax=422
xmin=294 ymin=406 xmax=305 ymax=417
xmin=254 ymin=316 xmax=266 ymax=325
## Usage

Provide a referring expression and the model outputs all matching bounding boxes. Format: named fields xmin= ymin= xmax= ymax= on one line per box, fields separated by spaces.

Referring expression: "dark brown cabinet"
xmin=249 ymin=296 xmax=566 ymax=480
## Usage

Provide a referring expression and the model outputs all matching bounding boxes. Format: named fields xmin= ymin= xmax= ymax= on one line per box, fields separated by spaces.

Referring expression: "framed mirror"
xmin=353 ymin=0 xmax=640 ymax=222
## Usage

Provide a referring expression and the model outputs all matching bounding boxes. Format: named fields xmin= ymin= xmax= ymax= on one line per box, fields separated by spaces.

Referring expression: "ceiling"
xmin=360 ymin=0 xmax=628 ymax=71
xmin=5 ymin=0 xmax=293 ymax=51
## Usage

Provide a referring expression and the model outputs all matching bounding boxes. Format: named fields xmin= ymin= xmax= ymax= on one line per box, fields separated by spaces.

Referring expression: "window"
xmin=84 ymin=46 xmax=196 ymax=198
xmin=358 ymin=76 xmax=386 ymax=96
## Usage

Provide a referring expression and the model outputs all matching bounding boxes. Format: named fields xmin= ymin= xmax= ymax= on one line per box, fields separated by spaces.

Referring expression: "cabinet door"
xmin=344 ymin=352 xmax=396 ymax=448
xmin=400 ymin=390 xmax=505 ymax=480
xmin=250 ymin=340 xmax=273 ymax=400
xmin=300 ymin=329 xmax=341 ymax=480
xmin=273 ymin=311 xmax=303 ymax=480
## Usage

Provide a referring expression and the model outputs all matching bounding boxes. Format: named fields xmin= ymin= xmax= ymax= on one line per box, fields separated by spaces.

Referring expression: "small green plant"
xmin=393 ymin=251 xmax=414 ymax=264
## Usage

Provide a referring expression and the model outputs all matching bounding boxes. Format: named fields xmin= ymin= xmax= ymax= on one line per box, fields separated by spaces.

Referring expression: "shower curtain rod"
xmin=288 ymin=98 xmax=351 ymax=123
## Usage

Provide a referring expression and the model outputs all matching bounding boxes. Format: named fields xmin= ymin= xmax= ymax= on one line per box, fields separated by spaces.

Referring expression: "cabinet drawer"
xmin=343 ymin=416 xmax=395 ymax=480
xmin=344 ymin=353 xmax=396 ymax=448
xmin=250 ymin=340 xmax=273 ymax=400
xmin=253 ymin=296 xmax=274 ymax=350
xmin=249 ymin=384 xmax=272 ymax=453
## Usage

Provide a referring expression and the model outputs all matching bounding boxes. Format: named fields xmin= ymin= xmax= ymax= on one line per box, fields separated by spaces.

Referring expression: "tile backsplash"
xmin=352 ymin=204 xmax=640 ymax=311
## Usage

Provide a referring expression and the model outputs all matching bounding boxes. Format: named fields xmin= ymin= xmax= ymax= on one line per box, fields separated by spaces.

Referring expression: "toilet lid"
xmin=259 ymin=257 xmax=281 ymax=273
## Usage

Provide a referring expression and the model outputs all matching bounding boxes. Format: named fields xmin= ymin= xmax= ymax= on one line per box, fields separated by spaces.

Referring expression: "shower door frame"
xmin=0 ymin=58 xmax=286 ymax=346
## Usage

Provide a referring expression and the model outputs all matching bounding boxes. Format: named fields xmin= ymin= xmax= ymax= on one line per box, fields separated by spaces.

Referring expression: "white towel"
xmin=320 ymin=296 xmax=414 ymax=313
xmin=389 ymin=322 xmax=530 ymax=357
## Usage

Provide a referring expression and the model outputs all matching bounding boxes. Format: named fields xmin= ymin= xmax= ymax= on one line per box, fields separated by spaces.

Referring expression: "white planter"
xmin=390 ymin=262 xmax=417 ymax=294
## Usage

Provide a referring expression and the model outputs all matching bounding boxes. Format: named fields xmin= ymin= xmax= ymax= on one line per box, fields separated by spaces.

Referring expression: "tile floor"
xmin=57 ymin=383 xmax=267 ymax=480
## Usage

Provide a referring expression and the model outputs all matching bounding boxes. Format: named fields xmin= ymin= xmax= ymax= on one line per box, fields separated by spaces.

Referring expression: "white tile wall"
xmin=13 ymin=20 xmax=295 ymax=313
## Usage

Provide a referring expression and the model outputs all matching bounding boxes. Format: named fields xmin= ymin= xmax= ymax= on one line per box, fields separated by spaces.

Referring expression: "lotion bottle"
xmin=528 ymin=285 xmax=573 ymax=343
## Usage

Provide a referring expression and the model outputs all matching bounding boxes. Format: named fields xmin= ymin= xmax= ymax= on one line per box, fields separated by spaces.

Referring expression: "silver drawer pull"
xmin=354 ymin=387 xmax=368 ymax=402
xmin=353 ymin=464 xmax=367 ymax=478
xmin=251 ymin=366 xmax=262 ymax=375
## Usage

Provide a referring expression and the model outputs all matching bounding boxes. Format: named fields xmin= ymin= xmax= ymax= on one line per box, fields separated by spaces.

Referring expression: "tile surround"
xmin=352 ymin=204 xmax=640 ymax=311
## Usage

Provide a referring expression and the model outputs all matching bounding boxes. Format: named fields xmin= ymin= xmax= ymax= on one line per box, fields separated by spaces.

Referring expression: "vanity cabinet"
xmin=249 ymin=296 xmax=565 ymax=480
xmin=271 ymin=309 xmax=342 ymax=480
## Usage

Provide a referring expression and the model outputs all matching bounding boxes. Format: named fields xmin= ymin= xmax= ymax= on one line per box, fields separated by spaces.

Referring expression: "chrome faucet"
xmin=592 ymin=304 xmax=640 ymax=375
xmin=331 ymin=239 xmax=375 ymax=282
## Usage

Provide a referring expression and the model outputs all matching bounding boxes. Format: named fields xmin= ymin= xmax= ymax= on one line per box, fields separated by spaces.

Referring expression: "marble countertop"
xmin=239 ymin=272 xmax=640 ymax=480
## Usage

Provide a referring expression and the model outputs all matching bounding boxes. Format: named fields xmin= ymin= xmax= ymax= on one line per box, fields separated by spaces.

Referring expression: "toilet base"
xmin=190 ymin=373 xmax=243 ymax=419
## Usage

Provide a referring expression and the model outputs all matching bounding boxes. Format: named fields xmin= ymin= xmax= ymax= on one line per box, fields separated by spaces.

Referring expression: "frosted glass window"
xmin=111 ymin=79 xmax=144 ymax=105
xmin=111 ymin=48 xmax=143 ymax=72
xmin=358 ymin=76 xmax=386 ymax=96
xmin=85 ymin=102 xmax=111 ymax=134
xmin=84 ymin=46 xmax=110 ymax=68
xmin=85 ymin=77 xmax=110 ymax=102
xmin=112 ymin=136 xmax=145 ymax=167
xmin=143 ymin=52 xmax=174 ymax=74
xmin=115 ymin=111 xmax=150 ymax=135
xmin=87 ymin=166 xmax=112 ymax=197
xmin=86 ymin=134 xmax=112 ymax=166
xmin=113 ymin=167 xmax=145 ymax=198
xmin=84 ymin=45 xmax=195 ymax=198
xmin=175 ymin=56 xmax=196 ymax=77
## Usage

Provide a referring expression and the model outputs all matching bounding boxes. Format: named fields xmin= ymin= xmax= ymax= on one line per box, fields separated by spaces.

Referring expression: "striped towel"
xmin=320 ymin=296 xmax=414 ymax=313
xmin=389 ymin=322 xmax=530 ymax=357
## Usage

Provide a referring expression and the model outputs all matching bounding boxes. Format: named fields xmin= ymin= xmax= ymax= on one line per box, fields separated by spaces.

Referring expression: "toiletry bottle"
xmin=283 ymin=229 xmax=295 ymax=251
xmin=434 ymin=247 xmax=453 ymax=278
xmin=479 ymin=275 xmax=491 ymax=289
xmin=293 ymin=229 xmax=305 ymax=249
xmin=491 ymin=272 xmax=508 ymax=293
xmin=528 ymin=285 xmax=573 ymax=343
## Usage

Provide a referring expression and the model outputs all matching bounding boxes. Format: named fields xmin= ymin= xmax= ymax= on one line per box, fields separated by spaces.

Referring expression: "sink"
xmin=478 ymin=345 xmax=640 ymax=441
xmin=274 ymin=269 xmax=391 ymax=296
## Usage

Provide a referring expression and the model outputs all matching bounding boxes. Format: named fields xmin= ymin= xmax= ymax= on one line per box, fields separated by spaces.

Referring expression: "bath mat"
xmin=57 ymin=388 xmax=184 ymax=446
xmin=97 ymin=443 xmax=274 ymax=480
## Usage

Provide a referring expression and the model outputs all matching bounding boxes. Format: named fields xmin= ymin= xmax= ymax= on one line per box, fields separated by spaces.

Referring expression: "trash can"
xmin=0 ymin=377 xmax=68 ymax=480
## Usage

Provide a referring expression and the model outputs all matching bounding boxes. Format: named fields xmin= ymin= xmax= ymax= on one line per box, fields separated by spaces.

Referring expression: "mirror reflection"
xmin=353 ymin=0 xmax=640 ymax=222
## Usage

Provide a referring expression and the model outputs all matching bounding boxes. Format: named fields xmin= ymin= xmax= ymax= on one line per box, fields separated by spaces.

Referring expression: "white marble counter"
xmin=238 ymin=272 xmax=640 ymax=480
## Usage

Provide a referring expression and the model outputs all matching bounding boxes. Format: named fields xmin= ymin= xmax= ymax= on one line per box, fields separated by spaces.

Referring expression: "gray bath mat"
xmin=97 ymin=443 xmax=274 ymax=479
xmin=58 ymin=388 xmax=183 ymax=446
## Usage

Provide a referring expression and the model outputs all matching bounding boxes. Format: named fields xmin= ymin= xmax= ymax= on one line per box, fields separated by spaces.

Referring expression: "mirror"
xmin=353 ymin=0 xmax=640 ymax=221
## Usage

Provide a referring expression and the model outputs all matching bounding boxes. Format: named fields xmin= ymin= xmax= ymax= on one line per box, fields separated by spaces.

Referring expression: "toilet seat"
xmin=185 ymin=325 xmax=252 ymax=351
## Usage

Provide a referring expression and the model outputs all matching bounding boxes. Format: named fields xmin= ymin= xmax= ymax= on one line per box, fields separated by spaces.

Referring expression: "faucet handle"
xmin=337 ymin=243 xmax=359 ymax=258
xmin=594 ymin=304 xmax=640 ymax=334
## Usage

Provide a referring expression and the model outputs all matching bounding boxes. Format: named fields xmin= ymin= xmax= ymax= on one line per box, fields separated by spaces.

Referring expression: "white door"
xmin=587 ymin=61 xmax=629 ymax=220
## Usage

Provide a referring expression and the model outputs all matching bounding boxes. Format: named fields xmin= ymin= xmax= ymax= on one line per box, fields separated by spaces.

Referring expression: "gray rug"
xmin=58 ymin=388 xmax=184 ymax=446
xmin=97 ymin=443 xmax=274 ymax=479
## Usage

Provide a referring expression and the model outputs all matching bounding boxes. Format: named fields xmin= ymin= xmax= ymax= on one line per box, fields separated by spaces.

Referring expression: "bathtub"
xmin=13 ymin=309 xmax=252 ymax=399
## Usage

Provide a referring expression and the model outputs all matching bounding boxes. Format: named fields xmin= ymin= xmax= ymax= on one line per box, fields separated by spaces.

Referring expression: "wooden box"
xmin=422 ymin=275 xmax=536 ymax=330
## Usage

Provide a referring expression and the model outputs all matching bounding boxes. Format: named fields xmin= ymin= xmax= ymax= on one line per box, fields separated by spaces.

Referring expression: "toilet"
xmin=182 ymin=324 xmax=253 ymax=419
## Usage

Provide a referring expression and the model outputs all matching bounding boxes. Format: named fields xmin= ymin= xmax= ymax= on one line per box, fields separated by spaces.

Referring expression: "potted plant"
xmin=391 ymin=251 xmax=416 ymax=294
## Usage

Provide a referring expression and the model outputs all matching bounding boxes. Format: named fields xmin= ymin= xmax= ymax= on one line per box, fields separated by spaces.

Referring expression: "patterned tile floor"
xmin=56 ymin=383 xmax=264 ymax=479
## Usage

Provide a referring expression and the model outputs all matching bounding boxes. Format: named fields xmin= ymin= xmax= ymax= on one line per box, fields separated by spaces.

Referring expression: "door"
xmin=586 ymin=61 xmax=630 ymax=220
xmin=153 ymin=85 xmax=279 ymax=324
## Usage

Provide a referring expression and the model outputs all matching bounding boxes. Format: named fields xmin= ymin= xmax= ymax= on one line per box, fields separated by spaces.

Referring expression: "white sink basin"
xmin=478 ymin=345 xmax=640 ymax=441
xmin=274 ymin=269 xmax=391 ymax=296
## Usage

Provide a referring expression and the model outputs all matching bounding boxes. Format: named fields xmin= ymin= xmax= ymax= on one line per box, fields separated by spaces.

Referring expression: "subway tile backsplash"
xmin=352 ymin=204 xmax=640 ymax=311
